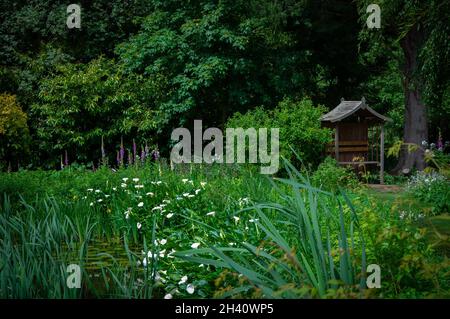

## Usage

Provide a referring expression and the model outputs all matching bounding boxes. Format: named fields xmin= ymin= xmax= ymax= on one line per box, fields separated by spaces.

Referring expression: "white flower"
xmin=142 ymin=257 xmax=147 ymax=267
xmin=162 ymin=199 xmax=171 ymax=204
xmin=249 ymin=218 xmax=258 ymax=223
xmin=195 ymin=189 xmax=201 ymax=195
xmin=166 ymin=213 xmax=174 ymax=218
xmin=233 ymin=216 xmax=240 ymax=222
xmin=121 ymin=183 xmax=127 ymax=188
xmin=154 ymin=272 xmax=165 ymax=283
xmin=191 ymin=242 xmax=200 ymax=249
xmin=164 ymin=293 xmax=172 ymax=299
xmin=160 ymin=239 xmax=167 ymax=245
xmin=183 ymin=193 xmax=190 ymax=197
xmin=124 ymin=208 xmax=132 ymax=219
xmin=187 ymin=194 xmax=195 ymax=198
xmin=112 ymin=187 xmax=117 ymax=191
xmin=138 ymin=202 xmax=144 ymax=207
xmin=179 ymin=275 xmax=188 ymax=285
xmin=97 ymin=199 xmax=103 ymax=203
xmin=182 ymin=178 xmax=189 ymax=183
xmin=122 ymin=178 xmax=129 ymax=182
xmin=200 ymin=182 xmax=207 ymax=187
xmin=206 ymin=211 xmax=215 ymax=216
xmin=89 ymin=202 xmax=94 ymax=206
xmin=137 ymin=222 xmax=142 ymax=229
xmin=87 ymin=188 xmax=94 ymax=192
xmin=133 ymin=178 xmax=139 ymax=182
xmin=95 ymin=189 xmax=101 ymax=193
xmin=104 ymin=194 xmax=110 ymax=198
xmin=135 ymin=184 xmax=144 ymax=189
xmin=167 ymin=249 xmax=176 ymax=258
xmin=186 ymin=284 xmax=195 ymax=294
xmin=146 ymin=192 xmax=154 ymax=196
xmin=152 ymin=206 xmax=163 ymax=211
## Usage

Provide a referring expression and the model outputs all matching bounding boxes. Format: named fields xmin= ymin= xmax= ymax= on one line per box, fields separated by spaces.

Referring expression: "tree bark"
xmin=393 ymin=26 xmax=428 ymax=174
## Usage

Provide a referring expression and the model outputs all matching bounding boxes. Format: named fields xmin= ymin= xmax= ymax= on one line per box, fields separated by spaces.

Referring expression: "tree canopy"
xmin=0 ymin=0 xmax=448 ymax=170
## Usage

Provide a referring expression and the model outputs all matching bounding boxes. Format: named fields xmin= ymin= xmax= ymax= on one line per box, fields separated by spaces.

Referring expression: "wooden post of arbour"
xmin=380 ymin=124 xmax=385 ymax=184
xmin=335 ymin=124 xmax=339 ymax=162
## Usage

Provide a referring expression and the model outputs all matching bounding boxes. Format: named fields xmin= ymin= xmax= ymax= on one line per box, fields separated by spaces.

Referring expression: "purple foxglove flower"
xmin=152 ymin=149 xmax=160 ymax=161
xmin=141 ymin=146 xmax=145 ymax=164
xmin=145 ymin=144 xmax=149 ymax=158
xmin=437 ymin=133 xmax=443 ymax=151
xmin=133 ymin=139 xmax=137 ymax=164
xmin=120 ymin=138 xmax=125 ymax=165
xmin=116 ymin=150 xmax=120 ymax=166
xmin=64 ymin=150 xmax=69 ymax=167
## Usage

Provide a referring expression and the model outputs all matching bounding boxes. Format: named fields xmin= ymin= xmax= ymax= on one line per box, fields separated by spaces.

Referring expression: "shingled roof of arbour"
xmin=320 ymin=98 xmax=391 ymax=123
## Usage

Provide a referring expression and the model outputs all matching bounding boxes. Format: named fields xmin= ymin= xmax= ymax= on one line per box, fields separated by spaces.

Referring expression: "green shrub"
xmin=311 ymin=157 xmax=360 ymax=192
xmin=356 ymin=193 xmax=449 ymax=298
xmin=0 ymin=94 xmax=30 ymax=170
xmin=226 ymin=98 xmax=332 ymax=168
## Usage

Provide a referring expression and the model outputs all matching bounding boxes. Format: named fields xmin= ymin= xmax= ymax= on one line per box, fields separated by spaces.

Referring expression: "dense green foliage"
xmin=31 ymin=58 xmax=161 ymax=165
xmin=2 ymin=0 xmax=422 ymax=167
xmin=0 ymin=94 xmax=30 ymax=170
xmin=227 ymin=98 xmax=332 ymax=166
xmin=356 ymin=0 xmax=450 ymax=168
xmin=1 ymin=163 xmax=448 ymax=298
xmin=0 ymin=0 xmax=449 ymax=301
xmin=311 ymin=157 xmax=360 ymax=192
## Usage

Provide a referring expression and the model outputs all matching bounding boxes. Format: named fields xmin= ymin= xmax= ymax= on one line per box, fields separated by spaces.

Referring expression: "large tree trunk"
xmin=393 ymin=26 xmax=428 ymax=174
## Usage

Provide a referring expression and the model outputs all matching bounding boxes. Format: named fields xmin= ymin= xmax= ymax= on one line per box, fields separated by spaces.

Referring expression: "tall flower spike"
xmin=133 ymin=139 xmax=137 ymax=165
xmin=437 ymin=130 xmax=443 ymax=151
xmin=120 ymin=137 xmax=125 ymax=166
xmin=141 ymin=145 xmax=145 ymax=165
xmin=64 ymin=150 xmax=69 ymax=167
xmin=145 ymin=143 xmax=149 ymax=158
xmin=101 ymin=136 xmax=106 ymax=164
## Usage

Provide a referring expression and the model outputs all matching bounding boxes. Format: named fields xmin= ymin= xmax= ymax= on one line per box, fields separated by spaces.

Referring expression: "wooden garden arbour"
xmin=320 ymin=98 xmax=392 ymax=184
